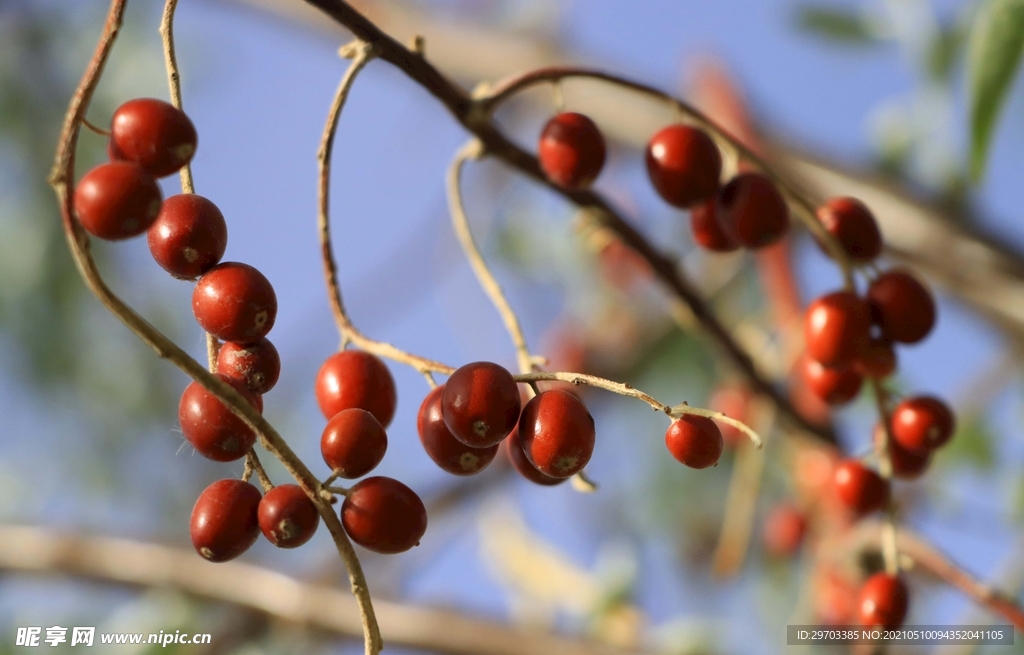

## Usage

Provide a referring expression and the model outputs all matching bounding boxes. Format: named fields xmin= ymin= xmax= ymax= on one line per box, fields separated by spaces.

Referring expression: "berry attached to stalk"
xmin=716 ymin=173 xmax=789 ymax=248
xmin=891 ymin=396 xmax=955 ymax=452
xmin=74 ymin=162 xmax=162 ymax=240
xmin=690 ymin=200 xmax=739 ymax=252
xmin=216 ymin=338 xmax=281 ymax=395
xmin=179 ymin=374 xmax=261 ymax=462
xmin=418 ymin=386 xmax=499 ymax=476
xmin=867 ymin=270 xmax=936 ymax=344
xmin=148 ymin=194 xmax=228 ymax=279
xmin=858 ymin=573 xmax=909 ymax=629
xmin=800 ymin=356 xmax=863 ymax=406
xmin=855 ymin=338 xmax=897 ymax=380
xmin=833 ymin=460 xmax=889 ymax=516
xmin=110 ymin=97 xmax=197 ymax=178
xmin=341 ymin=476 xmax=428 ymax=554
xmin=665 ymin=415 xmax=724 ymax=469
xmin=258 ymin=484 xmax=320 ymax=548
xmin=441 ymin=361 xmax=521 ymax=448
xmin=315 ymin=350 xmax=397 ymax=428
xmin=190 ymin=479 xmax=262 ymax=562
xmin=320 ymin=408 xmax=388 ymax=479
xmin=875 ymin=425 xmax=932 ymax=480
xmin=518 ymin=389 xmax=596 ymax=478
xmin=503 ymin=425 xmax=566 ymax=486
xmin=815 ymin=197 xmax=882 ymax=262
xmin=192 ymin=262 xmax=277 ymax=343
xmin=645 ymin=124 xmax=721 ymax=208
xmin=804 ymin=291 xmax=871 ymax=368
xmin=538 ymin=112 xmax=606 ymax=189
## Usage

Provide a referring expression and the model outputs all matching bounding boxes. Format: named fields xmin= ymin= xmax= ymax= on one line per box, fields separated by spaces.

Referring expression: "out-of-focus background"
xmin=2 ymin=0 xmax=1024 ymax=653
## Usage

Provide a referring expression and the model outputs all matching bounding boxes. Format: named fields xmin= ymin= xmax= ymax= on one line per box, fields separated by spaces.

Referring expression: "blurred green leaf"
xmin=927 ymin=25 xmax=967 ymax=84
xmin=935 ymin=413 xmax=995 ymax=470
xmin=795 ymin=5 xmax=877 ymax=45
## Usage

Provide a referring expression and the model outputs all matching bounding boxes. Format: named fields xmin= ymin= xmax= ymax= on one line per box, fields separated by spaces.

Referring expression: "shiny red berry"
xmin=716 ymin=173 xmax=789 ymax=248
xmin=518 ymin=390 xmax=596 ymax=478
xmin=833 ymin=460 xmax=889 ymax=516
xmin=891 ymin=396 xmax=955 ymax=452
xmin=441 ymin=362 xmax=521 ymax=448
xmin=502 ymin=424 xmax=566 ymax=486
xmin=538 ymin=112 xmax=606 ymax=189
xmin=74 ymin=162 xmax=162 ymax=240
xmin=192 ymin=262 xmax=277 ymax=343
xmin=855 ymin=338 xmax=897 ymax=380
xmin=258 ymin=484 xmax=320 ymax=548
xmin=815 ymin=197 xmax=883 ymax=262
xmin=314 ymin=350 xmax=397 ymax=427
xmin=690 ymin=199 xmax=739 ymax=252
xmin=665 ymin=415 xmax=723 ymax=469
xmin=804 ymin=291 xmax=871 ymax=368
xmin=179 ymin=374 xmax=260 ymax=462
xmin=320 ymin=408 xmax=388 ymax=479
xmin=190 ymin=479 xmax=261 ymax=562
xmin=418 ymin=386 xmax=499 ymax=476
xmin=216 ymin=338 xmax=280 ymax=395
xmin=111 ymin=98 xmax=197 ymax=178
xmin=800 ymin=356 xmax=863 ymax=405
xmin=867 ymin=270 xmax=936 ymax=344
xmin=875 ymin=425 xmax=932 ymax=480
xmin=147 ymin=194 xmax=227 ymax=279
xmin=762 ymin=503 xmax=807 ymax=558
xmin=341 ymin=476 xmax=427 ymax=554
xmin=858 ymin=573 xmax=909 ymax=629
xmin=645 ymin=124 xmax=721 ymax=208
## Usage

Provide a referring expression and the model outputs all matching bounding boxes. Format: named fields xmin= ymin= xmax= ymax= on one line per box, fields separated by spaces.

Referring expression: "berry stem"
xmin=81 ymin=117 xmax=110 ymax=137
xmin=245 ymin=450 xmax=274 ymax=492
xmin=869 ymin=379 xmax=901 ymax=577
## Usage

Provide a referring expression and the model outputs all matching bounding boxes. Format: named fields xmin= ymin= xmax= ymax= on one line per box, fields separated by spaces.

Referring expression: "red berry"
xmin=179 ymin=374 xmax=260 ymax=462
xmin=190 ymin=479 xmax=261 ymax=562
xmin=341 ymin=476 xmax=427 ymax=554
xmin=800 ymin=356 xmax=863 ymax=406
xmin=815 ymin=197 xmax=883 ymax=262
xmin=716 ymin=173 xmax=789 ymax=248
xmin=147 ymin=194 xmax=228 ymax=279
xmin=665 ymin=415 xmax=724 ymax=469
xmin=858 ymin=573 xmax=909 ymax=629
xmin=320 ymin=408 xmax=388 ymax=479
xmin=891 ymin=396 xmax=955 ymax=452
xmin=258 ymin=484 xmax=320 ymax=548
xmin=875 ymin=425 xmax=932 ymax=480
xmin=804 ymin=291 xmax=871 ymax=368
xmin=833 ymin=460 xmax=889 ymax=516
xmin=314 ymin=350 xmax=397 ymax=427
xmin=538 ymin=112 xmax=606 ymax=189
xmin=518 ymin=390 xmax=596 ymax=478
xmin=502 ymin=424 xmax=566 ymax=486
xmin=762 ymin=503 xmax=807 ymax=558
xmin=855 ymin=338 xmax=897 ymax=379
xmin=111 ymin=98 xmax=197 ymax=178
xmin=690 ymin=199 xmax=739 ymax=252
xmin=645 ymin=124 xmax=721 ymax=208
xmin=418 ymin=386 xmax=499 ymax=476
xmin=441 ymin=362 xmax=521 ymax=448
xmin=192 ymin=262 xmax=277 ymax=343
xmin=216 ymin=338 xmax=281 ymax=395
xmin=74 ymin=162 xmax=162 ymax=240
xmin=867 ymin=270 xmax=936 ymax=344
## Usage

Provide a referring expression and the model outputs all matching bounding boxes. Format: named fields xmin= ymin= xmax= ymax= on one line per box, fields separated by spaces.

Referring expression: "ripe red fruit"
xmin=665 ymin=415 xmax=724 ymax=469
xmin=314 ymin=350 xmax=397 ymax=427
xmin=858 ymin=573 xmax=909 ymax=629
xmin=518 ymin=390 xmax=596 ymax=478
xmin=645 ymin=124 xmax=721 ymax=208
xmin=833 ymin=460 xmax=889 ymax=516
xmin=804 ymin=291 xmax=871 ymax=368
xmin=441 ymin=362 xmax=521 ymax=448
xmin=179 ymin=374 xmax=260 ymax=462
xmin=258 ymin=484 xmax=320 ymax=548
xmin=418 ymin=386 xmax=499 ymax=476
xmin=855 ymin=338 xmax=897 ymax=379
xmin=502 ymin=425 xmax=566 ymax=486
xmin=74 ymin=162 xmax=162 ymax=240
xmin=815 ymin=197 xmax=883 ymax=262
xmin=800 ymin=356 xmax=863 ymax=405
xmin=690 ymin=199 xmax=739 ymax=252
xmin=716 ymin=173 xmax=789 ymax=248
xmin=762 ymin=503 xmax=807 ymax=558
xmin=874 ymin=425 xmax=932 ymax=480
xmin=320 ymin=408 xmax=388 ymax=479
xmin=192 ymin=262 xmax=277 ymax=343
xmin=341 ymin=476 xmax=428 ymax=554
xmin=867 ymin=270 xmax=936 ymax=344
xmin=891 ymin=396 xmax=955 ymax=452
xmin=216 ymin=338 xmax=281 ymax=395
xmin=538 ymin=112 xmax=606 ymax=189
xmin=110 ymin=98 xmax=197 ymax=178
xmin=147 ymin=194 xmax=228 ymax=279
xmin=190 ymin=479 xmax=262 ymax=562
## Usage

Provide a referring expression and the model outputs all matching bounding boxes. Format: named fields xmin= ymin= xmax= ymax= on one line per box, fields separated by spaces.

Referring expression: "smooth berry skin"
xmin=665 ymin=415 xmax=724 ymax=469
xmin=538 ymin=112 xmax=606 ymax=189
xmin=690 ymin=199 xmax=740 ymax=252
xmin=800 ymin=356 xmax=863 ymax=406
xmin=891 ymin=396 xmax=955 ymax=452
xmin=645 ymin=124 xmax=721 ymax=208
xmin=855 ymin=338 xmax=897 ymax=380
xmin=876 ymin=426 xmax=932 ymax=480
xmin=519 ymin=390 xmax=596 ymax=478
xmin=833 ymin=460 xmax=889 ymax=516
xmin=74 ymin=162 xmax=162 ymax=240
xmin=258 ymin=484 xmax=320 ymax=549
xmin=341 ymin=476 xmax=428 ymax=554
xmin=502 ymin=425 xmax=566 ymax=486
xmin=216 ymin=338 xmax=280 ymax=395
xmin=418 ymin=386 xmax=499 ymax=476
xmin=179 ymin=374 xmax=260 ymax=462
xmin=190 ymin=479 xmax=262 ymax=562
xmin=441 ymin=362 xmax=521 ymax=448
xmin=867 ymin=270 xmax=936 ymax=344
xmin=320 ymin=408 xmax=388 ymax=479
xmin=762 ymin=503 xmax=807 ymax=558
xmin=804 ymin=291 xmax=871 ymax=368
xmin=816 ymin=197 xmax=883 ymax=262
xmin=111 ymin=98 xmax=197 ymax=178
xmin=314 ymin=350 xmax=397 ymax=428
xmin=147 ymin=194 xmax=227 ymax=279
xmin=859 ymin=573 xmax=909 ymax=629
xmin=192 ymin=262 xmax=277 ymax=343
xmin=716 ymin=173 xmax=789 ymax=249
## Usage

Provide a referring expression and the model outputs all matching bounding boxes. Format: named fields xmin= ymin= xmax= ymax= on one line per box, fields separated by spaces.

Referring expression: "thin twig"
xmin=81 ymin=117 xmax=110 ymax=136
xmin=869 ymin=379 xmax=900 ymax=577
xmin=245 ymin=451 xmax=274 ymax=492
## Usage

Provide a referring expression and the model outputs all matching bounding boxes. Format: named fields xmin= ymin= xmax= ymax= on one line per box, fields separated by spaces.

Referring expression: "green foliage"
xmin=795 ymin=5 xmax=877 ymax=45
xmin=934 ymin=412 xmax=995 ymax=470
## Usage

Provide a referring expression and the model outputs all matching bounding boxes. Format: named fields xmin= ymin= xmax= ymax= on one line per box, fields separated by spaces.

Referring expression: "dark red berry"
xmin=190 ymin=479 xmax=261 ymax=562
xmin=341 ymin=476 xmax=427 ymax=554
xmin=518 ymin=390 xmax=596 ymax=478
xmin=502 ymin=424 xmax=566 ymax=486
xmin=147 ymin=194 xmax=228 ymax=279
xmin=716 ymin=173 xmax=789 ymax=248
xmin=320 ymin=408 xmax=388 ymax=479
xmin=258 ymin=484 xmax=320 ymax=548
xmin=538 ymin=112 xmax=606 ymax=189
xmin=690 ymin=199 xmax=739 ymax=252
xmin=111 ymin=98 xmax=197 ymax=178
xmin=816 ymin=197 xmax=883 ymax=262
xmin=800 ymin=356 xmax=863 ymax=406
xmin=74 ymin=161 xmax=162 ymax=240
xmin=192 ymin=262 xmax=277 ymax=343
xmin=418 ymin=386 xmax=498 ymax=476
xmin=314 ymin=350 xmax=397 ymax=428
xmin=875 ymin=425 xmax=932 ymax=480
xmin=858 ymin=573 xmax=909 ymax=629
xmin=891 ymin=396 xmax=955 ymax=452
xmin=762 ymin=503 xmax=807 ymax=558
xmin=179 ymin=374 xmax=260 ymax=462
xmin=441 ymin=362 xmax=521 ymax=448
xmin=645 ymin=124 xmax=721 ymax=208
xmin=665 ymin=415 xmax=723 ymax=469
xmin=867 ymin=270 xmax=936 ymax=344
xmin=216 ymin=338 xmax=280 ymax=395
xmin=833 ymin=460 xmax=889 ymax=516
xmin=855 ymin=338 xmax=897 ymax=379
xmin=804 ymin=291 xmax=871 ymax=368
